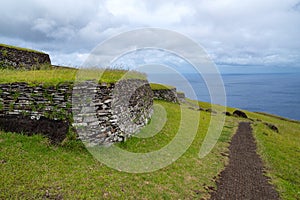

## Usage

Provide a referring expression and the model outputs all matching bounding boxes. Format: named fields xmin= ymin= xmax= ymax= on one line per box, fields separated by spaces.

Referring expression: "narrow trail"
xmin=209 ymin=122 xmax=280 ymax=200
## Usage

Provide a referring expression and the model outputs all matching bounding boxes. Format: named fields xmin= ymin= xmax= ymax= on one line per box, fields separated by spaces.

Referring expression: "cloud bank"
xmin=0 ymin=0 xmax=300 ymax=68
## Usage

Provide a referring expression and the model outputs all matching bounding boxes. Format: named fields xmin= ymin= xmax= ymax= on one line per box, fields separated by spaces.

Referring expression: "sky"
xmin=1 ymin=0 xmax=300 ymax=72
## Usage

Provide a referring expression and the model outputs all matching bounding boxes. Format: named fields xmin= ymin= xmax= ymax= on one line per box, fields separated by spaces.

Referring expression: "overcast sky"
xmin=1 ymin=0 xmax=300 ymax=70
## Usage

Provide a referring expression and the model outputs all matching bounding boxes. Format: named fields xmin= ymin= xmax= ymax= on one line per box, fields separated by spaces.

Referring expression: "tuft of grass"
xmin=0 ymin=43 xmax=46 ymax=54
xmin=150 ymin=83 xmax=175 ymax=90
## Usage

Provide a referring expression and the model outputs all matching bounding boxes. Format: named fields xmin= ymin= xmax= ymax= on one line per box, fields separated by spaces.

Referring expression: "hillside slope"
xmin=0 ymin=99 xmax=299 ymax=199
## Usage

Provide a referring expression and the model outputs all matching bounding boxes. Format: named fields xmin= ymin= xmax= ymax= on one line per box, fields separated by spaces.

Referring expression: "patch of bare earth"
xmin=209 ymin=122 xmax=280 ymax=200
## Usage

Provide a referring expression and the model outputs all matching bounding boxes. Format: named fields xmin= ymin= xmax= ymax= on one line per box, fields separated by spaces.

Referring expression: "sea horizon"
xmin=145 ymin=71 xmax=300 ymax=121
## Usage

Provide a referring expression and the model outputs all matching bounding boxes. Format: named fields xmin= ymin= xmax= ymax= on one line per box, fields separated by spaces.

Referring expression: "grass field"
xmin=1 ymin=98 xmax=299 ymax=199
xmin=0 ymin=100 xmax=238 ymax=199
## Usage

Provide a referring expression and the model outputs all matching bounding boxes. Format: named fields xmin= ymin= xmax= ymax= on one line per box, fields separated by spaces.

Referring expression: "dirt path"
xmin=209 ymin=122 xmax=280 ymax=200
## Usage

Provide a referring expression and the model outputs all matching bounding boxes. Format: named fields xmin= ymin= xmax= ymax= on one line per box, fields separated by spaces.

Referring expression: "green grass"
xmin=0 ymin=96 xmax=299 ymax=199
xmin=248 ymin=112 xmax=300 ymax=200
xmin=254 ymin=111 xmax=300 ymax=124
xmin=0 ymin=100 xmax=237 ymax=199
xmin=77 ymin=68 xmax=147 ymax=84
xmin=150 ymin=83 xmax=175 ymax=90
xmin=0 ymin=43 xmax=46 ymax=54
xmin=0 ymin=68 xmax=146 ymax=86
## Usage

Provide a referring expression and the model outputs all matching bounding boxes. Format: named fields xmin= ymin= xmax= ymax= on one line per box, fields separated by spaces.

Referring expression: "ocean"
xmin=146 ymin=72 xmax=300 ymax=121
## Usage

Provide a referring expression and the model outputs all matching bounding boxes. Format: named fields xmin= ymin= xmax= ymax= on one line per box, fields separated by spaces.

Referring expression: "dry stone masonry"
xmin=176 ymin=92 xmax=185 ymax=102
xmin=0 ymin=44 xmax=185 ymax=145
xmin=0 ymin=82 xmax=73 ymax=120
xmin=72 ymin=79 xmax=153 ymax=146
xmin=0 ymin=79 xmax=153 ymax=145
xmin=152 ymin=87 xmax=178 ymax=103
xmin=0 ymin=44 xmax=51 ymax=70
xmin=0 ymin=82 xmax=73 ymax=143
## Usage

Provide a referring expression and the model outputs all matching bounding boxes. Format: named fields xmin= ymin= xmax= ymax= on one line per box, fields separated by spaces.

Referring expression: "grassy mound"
xmin=0 ymin=68 xmax=147 ymax=86
xmin=0 ymin=43 xmax=47 ymax=54
xmin=150 ymin=83 xmax=175 ymax=90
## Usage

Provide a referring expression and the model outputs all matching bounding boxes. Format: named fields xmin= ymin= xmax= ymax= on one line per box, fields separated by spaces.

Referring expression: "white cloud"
xmin=106 ymin=0 xmax=195 ymax=25
xmin=51 ymin=52 xmax=90 ymax=67
xmin=0 ymin=0 xmax=299 ymax=67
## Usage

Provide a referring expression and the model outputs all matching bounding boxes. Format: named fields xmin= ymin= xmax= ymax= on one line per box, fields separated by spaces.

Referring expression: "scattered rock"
xmin=198 ymin=107 xmax=205 ymax=111
xmin=220 ymin=152 xmax=229 ymax=157
xmin=0 ymin=159 xmax=7 ymax=164
xmin=206 ymin=108 xmax=217 ymax=114
xmin=263 ymin=122 xmax=279 ymax=133
xmin=152 ymin=87 xmax=178 ymax=103
xmin=263 ymin=132 xmax=269 ymax=136
xmin=222 ymin=111 xmax=231 ymax=116
xmin=177 ymin=92 xmax=185 ymax=102
xmin=204 ymin=185 xmax=215 ymax=191
xmin=193 ymin=189 xmax=202 ymax=195
xmin=188 ymin=107 xmax=196 ymax=111
xmin=233 ymin=110 xmax=248 ymax=118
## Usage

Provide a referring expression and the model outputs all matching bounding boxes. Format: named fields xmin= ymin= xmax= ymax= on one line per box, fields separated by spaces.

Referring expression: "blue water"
xmin=146 ymin=73 xmax=300 ymax=121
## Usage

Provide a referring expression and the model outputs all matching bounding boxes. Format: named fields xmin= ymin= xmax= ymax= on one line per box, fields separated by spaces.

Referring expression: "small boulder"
xmin=233 ymin=110 xmax=248 ymax=118
xmin=263 ymin=122 xmax=279 ymax=133
xmin=188 ymin=107 xmax=196 ymax=111
xmin=222 ymin=111 xmax=232 ymax=116
xmin=206 ymin=108 xmax=217 ymax=114
xmin=198 ymin=107 xmax=205 ymax=111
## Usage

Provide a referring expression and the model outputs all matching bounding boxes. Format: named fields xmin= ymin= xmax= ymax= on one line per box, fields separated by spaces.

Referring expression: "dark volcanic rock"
xmin=233 ymin=110 xmax=248 ymax=118
xmin=223 ymin=111 xmax=232 ymax=116
xmin=263 ymin=122 xmax=279 ymax=133
xmin=198 ymin=107 xmax=205 ymax=111
xmin=205 ymin=108 xmax=217 ymax=114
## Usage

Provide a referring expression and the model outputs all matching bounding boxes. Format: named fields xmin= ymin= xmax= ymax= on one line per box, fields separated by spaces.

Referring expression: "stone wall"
xmin=152 ymin=88 xmax=178 ymax=103
xmin=177 ymin=92 xmax=185 ymax=102
xmin=0 ymin=45 xmax=51 ymax=70
xmin=0 ymin=80 xmax=153 ymax=145
xmin=72 ymin=79 xmax=153 ymax=145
